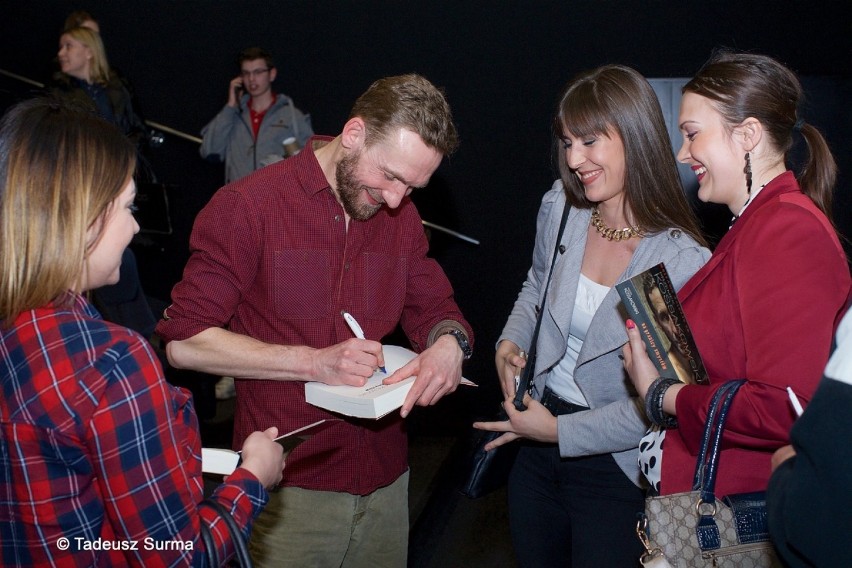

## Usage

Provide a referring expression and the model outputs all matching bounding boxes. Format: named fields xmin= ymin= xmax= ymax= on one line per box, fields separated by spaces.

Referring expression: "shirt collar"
xmin=295 ymin=135 xmax=336 ymax=198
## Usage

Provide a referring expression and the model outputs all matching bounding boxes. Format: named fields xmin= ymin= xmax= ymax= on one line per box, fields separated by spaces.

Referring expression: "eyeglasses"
xmin=240 ymin=68 xmax=271 ymax=78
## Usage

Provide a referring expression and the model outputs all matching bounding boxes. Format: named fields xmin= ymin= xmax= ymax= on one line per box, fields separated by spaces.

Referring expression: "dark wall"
xmin=2 ymin=1 xmax=850 ymax=419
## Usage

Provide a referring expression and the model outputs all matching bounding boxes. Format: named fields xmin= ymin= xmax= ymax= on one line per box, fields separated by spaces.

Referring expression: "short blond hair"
xmin=0 ymin=98 xmax=135 ymax=324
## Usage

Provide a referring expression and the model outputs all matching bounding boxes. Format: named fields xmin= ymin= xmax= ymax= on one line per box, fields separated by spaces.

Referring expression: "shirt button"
xmin=344 ymin=263 xmax=351 ymax=270
xmin=669 ymin=229 xmax=682 ymax=238
xmin=334 ymin=215 xmax=341 ymax=222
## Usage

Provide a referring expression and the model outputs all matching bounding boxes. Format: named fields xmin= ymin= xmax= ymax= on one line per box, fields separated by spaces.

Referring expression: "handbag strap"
xmin=512 ymin=199 xmax=572 ymax=411
xmin=692 ymin=382 xmax=735 ymax=488
xmin=199 ymin=517 xmax=219 ymax=567
xmin=691 ymin=379 xmax=746 ymax=502
xmin=201 ymin=498 xmax=254 ymax=567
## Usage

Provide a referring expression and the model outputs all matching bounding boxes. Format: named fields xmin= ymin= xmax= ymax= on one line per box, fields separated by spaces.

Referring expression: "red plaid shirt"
xmin=0 ymin=294 xmax=268 ymax=566
xmin=157 ymin=136 xmax=472 ymax=495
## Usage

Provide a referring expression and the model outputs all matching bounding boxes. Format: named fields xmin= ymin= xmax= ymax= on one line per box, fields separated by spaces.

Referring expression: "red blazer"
xmin=661 ymin=171 xmax=851 ymax=496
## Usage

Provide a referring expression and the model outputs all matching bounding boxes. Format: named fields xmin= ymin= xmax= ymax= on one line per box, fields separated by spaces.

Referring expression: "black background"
xmin=2 ymin=1 xmax=850 ymax=423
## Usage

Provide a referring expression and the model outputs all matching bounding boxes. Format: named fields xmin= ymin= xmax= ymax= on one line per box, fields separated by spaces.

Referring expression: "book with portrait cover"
xmin=615 ymin=262 xmax=708 ymax=385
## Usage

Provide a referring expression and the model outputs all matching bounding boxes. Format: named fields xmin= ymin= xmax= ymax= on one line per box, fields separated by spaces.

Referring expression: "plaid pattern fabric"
xmin=157 ymin=136 xmax=472 ymax=495
xmin=1 ymin=293 xmax=267 ymax=566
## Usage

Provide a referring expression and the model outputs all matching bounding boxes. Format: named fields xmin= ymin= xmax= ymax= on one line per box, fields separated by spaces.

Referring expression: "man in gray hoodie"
xmin=200 ymin=47 xmax=313 ymax=183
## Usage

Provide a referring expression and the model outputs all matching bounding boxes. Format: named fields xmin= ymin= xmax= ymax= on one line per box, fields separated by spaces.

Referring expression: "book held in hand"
xmin=305 ymin=345 xmax=475 ymax=419
xmin=615 ymin=262 xmax=708 ymax=385
xmin=201 ymin=419 xmax=339 ymax=475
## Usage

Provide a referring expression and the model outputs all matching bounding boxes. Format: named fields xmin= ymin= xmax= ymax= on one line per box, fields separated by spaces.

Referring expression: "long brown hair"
xmin=0 ymin=98 xmax=135 ymax=324
xmin=554 ymin=65 xmax=705 ymax=245
xmin=683 ymin=50 xmax=837 ymax=221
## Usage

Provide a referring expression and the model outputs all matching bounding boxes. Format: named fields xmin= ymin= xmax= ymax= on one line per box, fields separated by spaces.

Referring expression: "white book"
xmin=304 ymin=345 xmax=474 ymax=419
xmin=201 ymin=418 xmax=339 ymax=475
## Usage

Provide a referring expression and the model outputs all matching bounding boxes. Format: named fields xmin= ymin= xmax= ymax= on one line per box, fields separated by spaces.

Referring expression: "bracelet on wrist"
xmin=644 ymin=376 xmax=679 ymax=429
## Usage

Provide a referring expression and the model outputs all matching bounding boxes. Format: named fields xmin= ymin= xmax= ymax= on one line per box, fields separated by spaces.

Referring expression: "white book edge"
xmin=305 ymin=345 xmax=475 ymax=419
xmin=201 ymin=448 xmax=241 ymax=476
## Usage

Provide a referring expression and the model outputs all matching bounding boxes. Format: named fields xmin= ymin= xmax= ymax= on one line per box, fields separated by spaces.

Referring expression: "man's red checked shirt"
xmin=0 ymin=294 xmax=268 ymax=567
xmin=156 ymin=136 xmax=472 ymax=495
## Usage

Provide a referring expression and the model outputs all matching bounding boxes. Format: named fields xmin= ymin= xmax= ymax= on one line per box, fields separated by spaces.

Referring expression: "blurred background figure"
xmin=51 ymin=25 xmax=146 ymax=147
xmin=63 ymin=9 xmax=100 ymax=32
xmin=200 ymin=46 xmax=313 ymax=183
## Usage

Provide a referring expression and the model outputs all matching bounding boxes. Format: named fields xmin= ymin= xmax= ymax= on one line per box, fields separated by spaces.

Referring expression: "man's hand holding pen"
xmin=310 ymin=338 xmax=384 ymax=387
xmin=343 ymin=312 xmax=386 ymax=373
xmin=305 ymin=312 xmax=386 ymax=387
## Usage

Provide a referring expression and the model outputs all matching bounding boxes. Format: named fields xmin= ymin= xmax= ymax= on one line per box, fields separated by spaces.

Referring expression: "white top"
xmin=546 ymin=273 xmax=610 ymax=406
xmin=825 ymin=308 xmax=852 ymax=386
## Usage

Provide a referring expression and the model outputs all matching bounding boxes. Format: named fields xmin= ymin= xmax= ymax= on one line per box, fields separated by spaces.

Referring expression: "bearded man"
xmin=157 ymin=74 xmax=472 ymax=567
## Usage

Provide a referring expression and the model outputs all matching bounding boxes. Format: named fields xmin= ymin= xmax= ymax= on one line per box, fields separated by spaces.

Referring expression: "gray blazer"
xmin=500 ymin=181 xmax=710 ymax=486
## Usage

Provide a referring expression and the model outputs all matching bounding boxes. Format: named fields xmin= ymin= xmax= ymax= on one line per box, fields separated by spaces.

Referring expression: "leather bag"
xmin=637 ymin=380 xmax=781 ymax=567
xmin=199 ymin=498 xmax=253 ymax=567
xmin=459 ymin=200 xmax=569 ymax=499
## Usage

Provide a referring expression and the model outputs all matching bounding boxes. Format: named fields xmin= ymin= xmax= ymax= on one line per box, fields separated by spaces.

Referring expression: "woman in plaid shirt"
xmin=0 ymin=98 xmax=284 ymax=566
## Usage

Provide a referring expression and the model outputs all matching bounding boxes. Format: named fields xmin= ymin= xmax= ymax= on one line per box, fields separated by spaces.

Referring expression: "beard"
xmin=335 ymin=151 xmax=382 ymax=221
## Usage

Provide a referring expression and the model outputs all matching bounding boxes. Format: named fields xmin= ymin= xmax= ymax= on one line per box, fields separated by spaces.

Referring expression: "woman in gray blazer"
xmin=475 ymin=65 xmax=710 ymax=567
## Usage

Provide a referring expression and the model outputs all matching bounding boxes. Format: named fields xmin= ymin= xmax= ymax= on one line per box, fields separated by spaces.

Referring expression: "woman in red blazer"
xmin=623 ymin=51 xmax=851 ymax=497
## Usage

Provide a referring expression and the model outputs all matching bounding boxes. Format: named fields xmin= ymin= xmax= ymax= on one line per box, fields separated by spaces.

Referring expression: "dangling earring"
xmin=730 ymin=151 xmax=756 ymax=228
xmin=744 ymin=152 xmax=752 ymax=196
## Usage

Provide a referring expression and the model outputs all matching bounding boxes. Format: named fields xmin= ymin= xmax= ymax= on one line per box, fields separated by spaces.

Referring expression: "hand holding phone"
xmin=228 ymin=76 xmax=244 ymax=107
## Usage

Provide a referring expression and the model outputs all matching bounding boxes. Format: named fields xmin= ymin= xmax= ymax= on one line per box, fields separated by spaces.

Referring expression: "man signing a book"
xmin=156 ymin=74 xmax=473 ymax=567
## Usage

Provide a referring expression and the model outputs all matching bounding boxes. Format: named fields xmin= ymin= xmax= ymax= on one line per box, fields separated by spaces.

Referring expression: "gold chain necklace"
xmin=590 ymin=207 xmax=642 ymax=241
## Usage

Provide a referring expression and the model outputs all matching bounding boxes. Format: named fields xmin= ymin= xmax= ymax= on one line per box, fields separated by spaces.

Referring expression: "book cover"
xmin=615 ymin=262 xmax=708 ymax=385
xmin=201 ymin=418 xmax=339 ymax=475
xmin=305 ymin=345 xmax=474 ymax=419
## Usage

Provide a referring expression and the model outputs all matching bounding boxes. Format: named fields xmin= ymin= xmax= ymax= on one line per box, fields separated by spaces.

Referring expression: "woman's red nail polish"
xmin=626 ymin=319 xmax=636 ymax=330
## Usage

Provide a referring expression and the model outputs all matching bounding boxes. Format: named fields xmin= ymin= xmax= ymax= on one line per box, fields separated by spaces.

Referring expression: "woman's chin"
xmin=696 ymin=184 xmax=714 ymax=204
xmin=89 ymin=272 xmax=121 ymax=291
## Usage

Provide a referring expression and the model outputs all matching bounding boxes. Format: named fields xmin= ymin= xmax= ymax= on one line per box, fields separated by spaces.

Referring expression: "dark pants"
xmin=508 ymin=443 xmax=645 ymax=568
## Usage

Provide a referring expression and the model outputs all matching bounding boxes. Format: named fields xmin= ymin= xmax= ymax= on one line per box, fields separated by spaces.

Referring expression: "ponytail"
xmin=797 ymin=122 xmax=837 ymax=222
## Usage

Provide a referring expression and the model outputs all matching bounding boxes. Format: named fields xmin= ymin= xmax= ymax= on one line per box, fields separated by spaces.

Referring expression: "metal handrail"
xmin=1 ymin=68 xmax=479 ymax=245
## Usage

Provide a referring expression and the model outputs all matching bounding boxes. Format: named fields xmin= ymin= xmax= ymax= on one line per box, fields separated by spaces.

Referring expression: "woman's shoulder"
xmin=541 ymin=179 xmax=566 ymax=204
xmin=738 ymin=191 xmax=845 ymax=265
xmin=9 ymin=302 xmax=162 ymax=407
xmin=643 ymin=227 xmax=710 ymax=255
xmin=71 ymin=312 xmax=156 ymax=363
xmin=634 ymin=229 xmax=711 ymax=284
xmin=539 ymin=179 xmax=588 ymax=221
xmin=47 ymin=74 xmax=81 ymax=98
xmin=750 ymin=191 xmax=834 ymax=236
xmin=73 ymin=317 xmax=166 ymax=407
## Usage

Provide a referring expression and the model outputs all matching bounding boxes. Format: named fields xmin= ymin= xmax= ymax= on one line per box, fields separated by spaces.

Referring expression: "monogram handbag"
xmin=637 ymin=380 xmax=781 ymax=568
xmin=459 ymin=200 xmax=570 ymax=499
